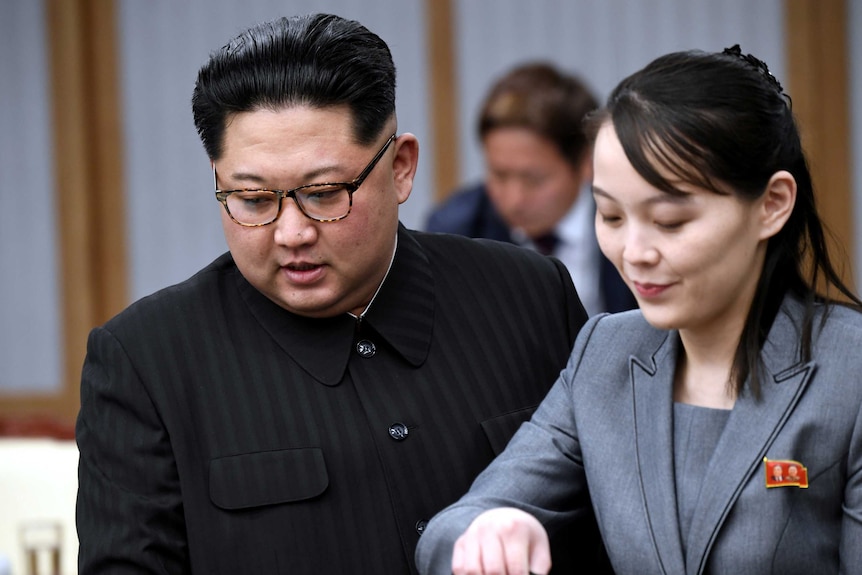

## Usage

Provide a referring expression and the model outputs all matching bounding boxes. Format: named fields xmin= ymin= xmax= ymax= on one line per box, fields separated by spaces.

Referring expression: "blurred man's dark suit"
xmin=427 ymin=182 xmax=637 ymax=314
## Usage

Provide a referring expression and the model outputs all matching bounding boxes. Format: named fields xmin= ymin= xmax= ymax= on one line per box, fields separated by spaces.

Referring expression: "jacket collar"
xmin=630 ymin=330 xmax=685 ymax=575
xmin=630 ymin=295 xmax=815 ymax=575
xmin=235 ymin=224 xmax=434 ymax=386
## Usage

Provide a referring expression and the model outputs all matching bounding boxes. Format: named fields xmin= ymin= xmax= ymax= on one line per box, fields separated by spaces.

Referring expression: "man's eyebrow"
xmin=226 ymin=171 xmax=266 ymax=185
xmin=226 ymin=164 xmax=344 ymax=187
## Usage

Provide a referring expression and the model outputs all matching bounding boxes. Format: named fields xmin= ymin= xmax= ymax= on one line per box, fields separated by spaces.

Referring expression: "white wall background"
xmin=0 ymin=0 xmax=61 ymax=392
xmin=1 ymin=0 xmax=860 ymax=394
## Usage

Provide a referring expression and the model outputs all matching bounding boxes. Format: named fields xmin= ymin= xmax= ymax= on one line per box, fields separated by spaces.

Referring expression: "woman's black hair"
xmin=586 ymin=46 xmax=861 ymax=397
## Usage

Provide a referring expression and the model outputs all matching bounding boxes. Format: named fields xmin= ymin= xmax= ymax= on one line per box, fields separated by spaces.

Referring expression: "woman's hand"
xmin=451 ymin=507 xmax=551 ymax=575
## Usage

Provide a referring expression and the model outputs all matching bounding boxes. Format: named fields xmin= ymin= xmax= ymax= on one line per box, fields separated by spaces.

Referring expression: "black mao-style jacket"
xmin=76 ymin=225 xmax=609 ymax=574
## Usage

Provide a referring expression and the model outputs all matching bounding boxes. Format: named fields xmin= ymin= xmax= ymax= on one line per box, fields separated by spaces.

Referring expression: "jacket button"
xmin=356 ymin=339 xmax=376 ymax=357
xmin=415 ymin=519 xmax=428 ymax=535
xmin=388 ymin=422 xmax=409 ymax=441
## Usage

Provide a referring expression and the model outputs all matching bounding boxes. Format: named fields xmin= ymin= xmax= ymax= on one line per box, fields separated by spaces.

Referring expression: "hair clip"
xmin=722 ymin=44 xmax=786 ymax=97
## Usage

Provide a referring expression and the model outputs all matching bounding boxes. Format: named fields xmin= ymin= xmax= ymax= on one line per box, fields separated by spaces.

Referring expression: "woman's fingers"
xmin=450 ymin=508 xmax=551 ymax=575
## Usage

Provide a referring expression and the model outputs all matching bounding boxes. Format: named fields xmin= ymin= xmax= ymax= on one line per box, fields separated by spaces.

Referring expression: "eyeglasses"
xmin=214 ymin=133 xmax=396 ymax=226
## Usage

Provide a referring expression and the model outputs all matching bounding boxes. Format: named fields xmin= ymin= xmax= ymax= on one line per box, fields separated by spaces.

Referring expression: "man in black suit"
xmin=76 ymin=13 xmax=606 ymax=574
xmin=426 ymin=63 xmax=636 ymax=315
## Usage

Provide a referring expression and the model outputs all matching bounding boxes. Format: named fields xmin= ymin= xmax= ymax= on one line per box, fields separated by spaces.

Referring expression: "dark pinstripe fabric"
xmin=76 ymin=226 xmax=603 ymax=574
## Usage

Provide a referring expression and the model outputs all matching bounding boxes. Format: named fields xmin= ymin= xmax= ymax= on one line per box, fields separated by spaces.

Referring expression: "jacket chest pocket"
xmin=209 ymin=447 xmax=329 ymax=510
xmin=480 ymin=405 xmax=538 ymax=455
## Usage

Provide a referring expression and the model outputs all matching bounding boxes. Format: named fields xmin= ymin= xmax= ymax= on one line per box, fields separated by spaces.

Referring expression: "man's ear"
xmin=758 ymin=170 xmax=796 ymax=240
xmin=391 ymin=133 xmax=419 ymax=205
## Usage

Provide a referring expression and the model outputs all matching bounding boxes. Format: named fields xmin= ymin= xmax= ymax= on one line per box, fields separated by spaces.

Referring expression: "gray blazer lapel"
xmin=684 ymin=306 xmax=815 ymax=575
xmin=632 ymin=334 xmax=686 ymax=575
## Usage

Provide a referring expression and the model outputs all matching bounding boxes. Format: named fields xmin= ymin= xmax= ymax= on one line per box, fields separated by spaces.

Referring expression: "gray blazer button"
xmin=388 ymin=422 xmax=409 ymax=441
xmin=415 ymin=519 xmax=428 ymax=535
xmin=356 ymin=340 xmax=376 ymax=357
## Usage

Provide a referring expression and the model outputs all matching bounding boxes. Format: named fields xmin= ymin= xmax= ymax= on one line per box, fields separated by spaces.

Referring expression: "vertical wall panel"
xmin=0 ymin=0 xmax=61 ymax=393
xmin=786 ymin=0 xmax=854 ymax=292
xmin=851 ymin=0 xmax=862 ymax=289
xmin=118 ymin=0 xmax=431 ymax=300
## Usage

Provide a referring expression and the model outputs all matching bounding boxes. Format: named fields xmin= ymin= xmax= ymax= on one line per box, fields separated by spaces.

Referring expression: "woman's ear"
xmin=758 ymin=170 xmax=796 ymax=240
xmin=391 ymin=133 xmax=419 ymax=205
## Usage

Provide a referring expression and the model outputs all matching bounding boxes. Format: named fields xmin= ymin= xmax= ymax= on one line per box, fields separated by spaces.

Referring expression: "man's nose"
xmin=272 ymin=197 xmax=316 ymax=246
xmin=499 ymin=180 xmax=532 ymax=211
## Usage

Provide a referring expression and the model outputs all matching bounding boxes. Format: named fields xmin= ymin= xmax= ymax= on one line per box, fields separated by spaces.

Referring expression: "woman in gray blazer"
xmin=416 ymin=46 xmax=862 ymax=575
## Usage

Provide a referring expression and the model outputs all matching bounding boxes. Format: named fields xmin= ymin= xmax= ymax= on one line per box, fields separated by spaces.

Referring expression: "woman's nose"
xmin=622 ymin=226 xmax=659 ymax=266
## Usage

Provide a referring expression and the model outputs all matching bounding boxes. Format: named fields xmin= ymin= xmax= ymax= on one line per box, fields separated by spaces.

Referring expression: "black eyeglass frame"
xmin=214 ymin=133 xmax=397 ymax=226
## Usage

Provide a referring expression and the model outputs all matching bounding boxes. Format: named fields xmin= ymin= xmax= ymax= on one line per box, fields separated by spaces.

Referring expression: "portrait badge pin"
xmin=763 ymin=457 xmax=809 ymax=489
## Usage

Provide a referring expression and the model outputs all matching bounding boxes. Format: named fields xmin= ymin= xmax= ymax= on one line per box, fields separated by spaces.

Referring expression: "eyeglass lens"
xmin=216 ymin=133 xmax=395 ymax=226
xmin=225 ymin=184 xmax=352 ymax=225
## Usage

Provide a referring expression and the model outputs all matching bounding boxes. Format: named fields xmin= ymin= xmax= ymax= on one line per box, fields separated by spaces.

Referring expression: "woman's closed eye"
xmin=655 ymin=219 xmax=686 ymax=230
xmin=598 ymin=213 xmax=623 ymax=226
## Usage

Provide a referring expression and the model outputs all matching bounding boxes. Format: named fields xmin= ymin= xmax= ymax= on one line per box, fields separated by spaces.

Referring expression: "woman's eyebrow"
xmin=592 ymin=185 xmax=692 ymax=205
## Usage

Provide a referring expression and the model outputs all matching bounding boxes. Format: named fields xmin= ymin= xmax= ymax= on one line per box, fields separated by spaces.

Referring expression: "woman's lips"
xmin=632 ymin=281 xmax=672 ymax=298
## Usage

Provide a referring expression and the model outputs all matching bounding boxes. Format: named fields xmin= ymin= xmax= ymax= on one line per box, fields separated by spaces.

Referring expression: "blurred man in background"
xmin=426 ymin=62 xmax=636 ymax=315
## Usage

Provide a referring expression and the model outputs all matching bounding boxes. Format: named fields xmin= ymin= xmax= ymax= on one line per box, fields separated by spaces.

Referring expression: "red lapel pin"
xmin=764 ymin=457 xmax=809 ymax=488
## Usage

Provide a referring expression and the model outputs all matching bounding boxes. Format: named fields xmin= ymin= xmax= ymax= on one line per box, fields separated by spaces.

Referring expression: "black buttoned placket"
xmin=347 ymin=320 xmax=434 ymax=570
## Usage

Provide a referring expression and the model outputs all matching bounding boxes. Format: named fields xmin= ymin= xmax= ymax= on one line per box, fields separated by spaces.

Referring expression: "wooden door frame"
xmin=786 ymin=0 xmax=855 ymax=291
xmin=0 ymin=0 xmax=126 ymax=429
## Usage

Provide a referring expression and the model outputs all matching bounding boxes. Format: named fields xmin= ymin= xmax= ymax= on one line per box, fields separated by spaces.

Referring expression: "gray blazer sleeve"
xmin=418 ymin=300 xmax=862 ymax=574
xmin=840 ymin=392 xmax=862 ymax=571
xmin=415 ymin=315 xmax=605 ymax=574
